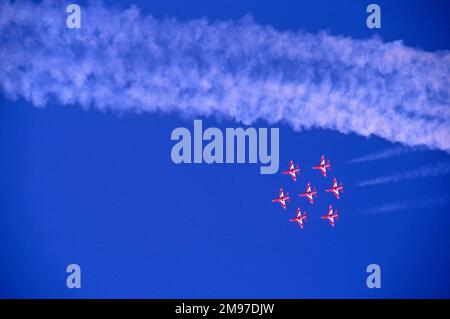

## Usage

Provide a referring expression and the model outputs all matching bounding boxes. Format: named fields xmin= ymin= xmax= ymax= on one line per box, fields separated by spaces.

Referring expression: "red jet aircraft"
xmin=321 ymin=205 xmax=339 ymax=227
xmin=282 ymin=160 xmax=300 ymax=182
xmin=325 ymin=178 xmax=344 ymax=199
xmin=289 ymin=207 xmax=307 ymax=229
xmin=299 ymin=182 xmax=317 ymax=204
xmin=313 ymin=155 xmax=331 ymax=177
xmin=272 ymin=187 xmax=290 ymax=209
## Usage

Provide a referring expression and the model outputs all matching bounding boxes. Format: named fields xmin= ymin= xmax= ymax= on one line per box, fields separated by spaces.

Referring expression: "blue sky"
xmin=0 ymin=0 xmax=449 ymax=298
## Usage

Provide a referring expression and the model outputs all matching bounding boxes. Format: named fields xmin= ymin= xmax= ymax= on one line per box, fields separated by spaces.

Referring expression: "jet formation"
xmin=272 ymin=155 xmax=344 ymax=230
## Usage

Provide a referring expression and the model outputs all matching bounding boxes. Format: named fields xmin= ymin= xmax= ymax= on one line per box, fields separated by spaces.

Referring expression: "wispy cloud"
xmin=347 ymin=146 xmax=426 ymax=164
xmin=0 ymin=1 xmax=449 ymax=151
xmin=361 ymin=196 xmax=449 ymax=215
xmin=356 ymin=162 xmax=450 ymax=187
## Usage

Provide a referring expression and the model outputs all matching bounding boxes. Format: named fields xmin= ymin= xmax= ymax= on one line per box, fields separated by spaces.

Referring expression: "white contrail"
xmin=361 ymin=196 xmax=449 ymax=215
xmin=0 ymin=1 xmax=449 ymax=151
xmin=356 ymin=162 xmax=450 ymax=187
xmin=347 ymin=145 xmax=426 ymax=164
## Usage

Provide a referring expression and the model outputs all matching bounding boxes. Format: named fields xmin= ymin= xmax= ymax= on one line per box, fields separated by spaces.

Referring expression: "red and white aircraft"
xmin=299 ymin=182 xmax=317 ymax=204
xmin=272 ymin=187 xmax=290 ymax=209
xmin=313 ymin=155 xmax=331 ymax=177
xmin=325 ymin=178 xmax=344 ymax=199
xmin=282 ymin=160 xmax=300 ymax=182
xmin=321 ymin=205 xmax=339 ymax=227
xmin=289 ymin=207 xmax=307 ymax=229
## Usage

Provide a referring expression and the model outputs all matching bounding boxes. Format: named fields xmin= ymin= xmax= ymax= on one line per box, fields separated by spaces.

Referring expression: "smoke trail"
xmin=356 ymin=162 xmax=450 ymax=187
xmin=361 ymin=196 xmax=449 ymax=215
xmin=0 ymin=1 xmax=449 ymax=151
xmin=347 ymin=146 xmax=426 ymax=164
